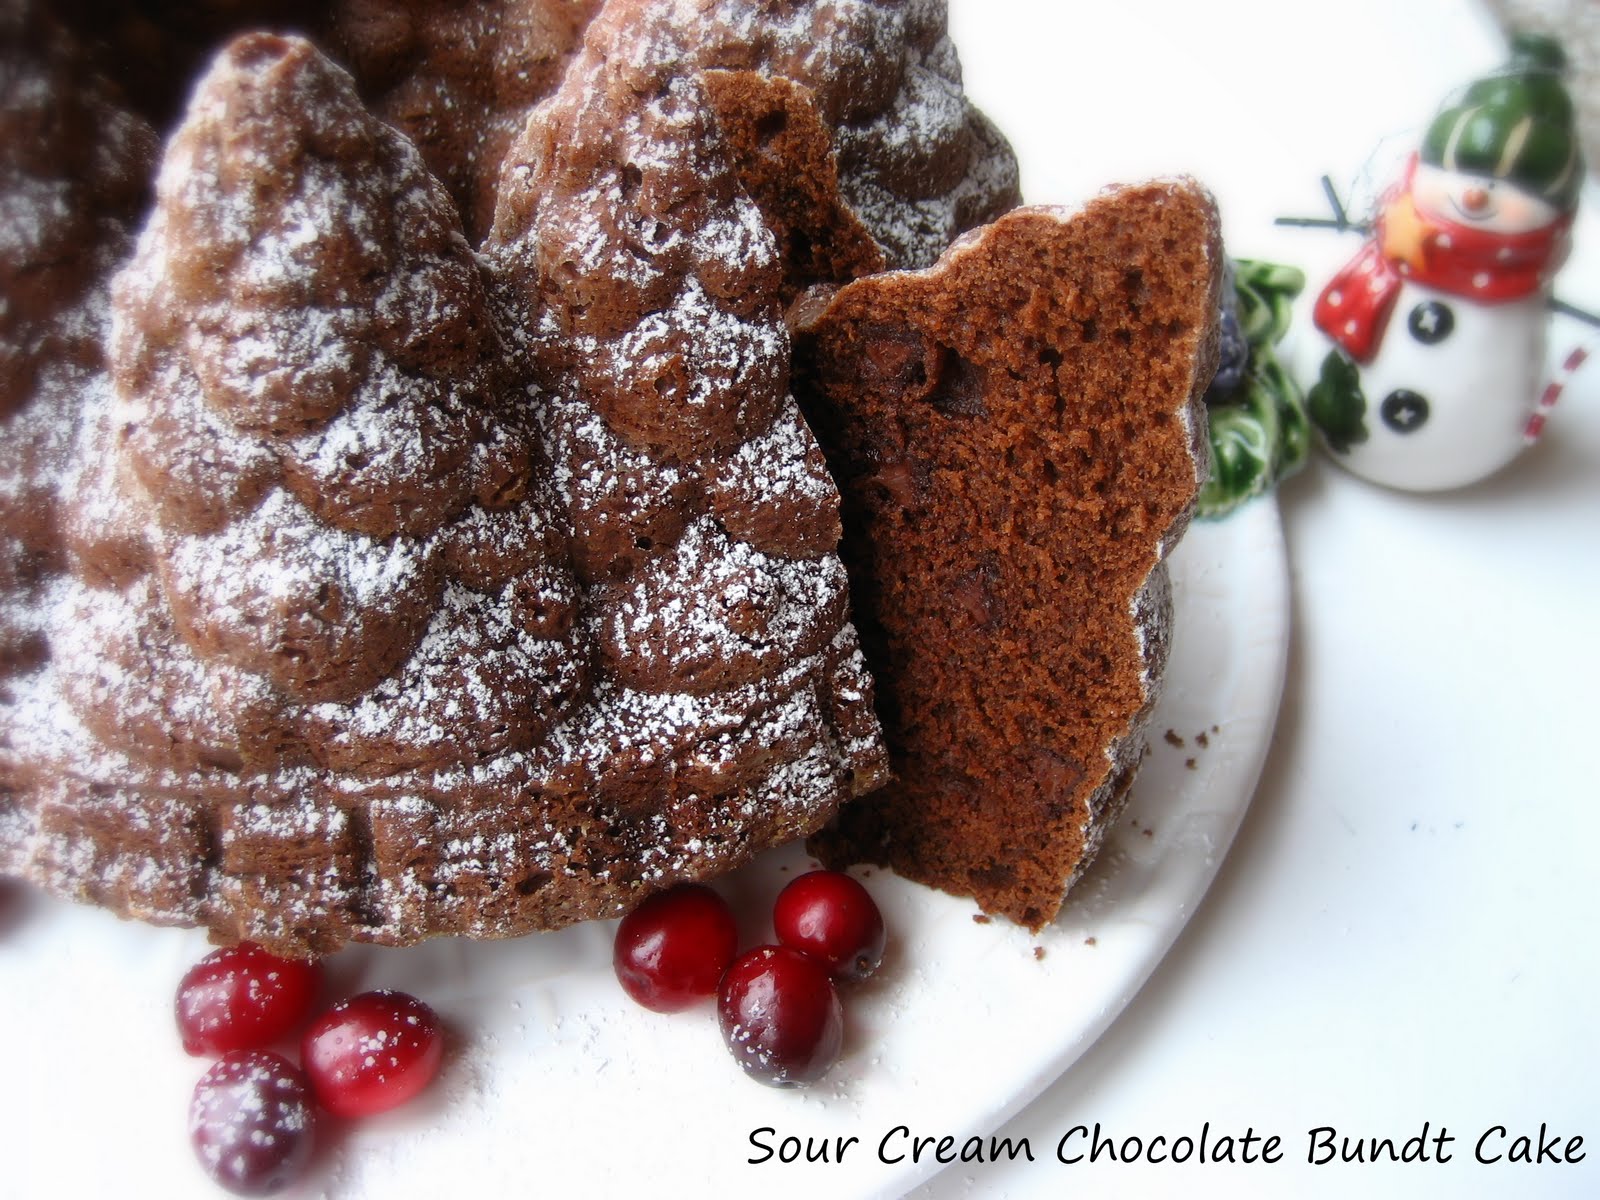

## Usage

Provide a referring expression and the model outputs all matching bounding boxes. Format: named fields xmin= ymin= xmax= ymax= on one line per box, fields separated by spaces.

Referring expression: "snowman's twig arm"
xmin=1548 ymin=297 xmax=1600 ymax=328
xmin=1321 ymin=175 xmax=1351 ymax=229
xmin=1275 ymin=216 xmax=1371 ymax=231
xmin=1274 ymin=175 xmax=1371 ymax=234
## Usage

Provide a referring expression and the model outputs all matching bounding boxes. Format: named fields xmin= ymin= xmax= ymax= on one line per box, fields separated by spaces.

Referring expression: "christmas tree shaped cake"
xmin=0 ymin=10 xmax=154 ymax=678
xmin=323 ymin=0 xmax=604 ymax=245
xmin=2 ymin=0 xmax=1196 ymax=951
xmin=1 ymin=32 xmax=887 ymax=954
xmin=546 ymin=0 xmax=1020 ymax=275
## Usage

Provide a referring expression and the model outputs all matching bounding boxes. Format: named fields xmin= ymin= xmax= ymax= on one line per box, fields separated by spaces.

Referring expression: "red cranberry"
xmin=613 ymin=883 xmax=739 ymax=1013
xmin=301 ymin=990 xmax=443 ymax=1118
xmin=773 ymin=869 xmax=886 ymax=981
xmin=176 ymin=942 xmax=322 ymax=1056
xmin=189 ymin=1050 xmax=316 ymax=1196
xmin=717 ymin=945 xmax=844 ymax=1087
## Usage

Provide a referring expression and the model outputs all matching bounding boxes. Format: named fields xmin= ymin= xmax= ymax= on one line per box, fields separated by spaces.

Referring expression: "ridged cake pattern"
xmin=0 ymin=0 xmax=1018 ymax=954
xmin=0 ymin=23 xmax=883 ymax=954
xmin=325 ymin=0 xmax=605 ymax=244
xmin=536 ymin=0 xmax=1021 ymax=270
xmin=0 ymin=8 xmax=155 ymax=677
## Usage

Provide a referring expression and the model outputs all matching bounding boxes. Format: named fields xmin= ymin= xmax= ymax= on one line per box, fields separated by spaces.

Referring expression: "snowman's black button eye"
xmin=1381 ymin=389 xmax=1430 ymax=433
xmin=1407 ymin=301 xmax=1454 ymax=345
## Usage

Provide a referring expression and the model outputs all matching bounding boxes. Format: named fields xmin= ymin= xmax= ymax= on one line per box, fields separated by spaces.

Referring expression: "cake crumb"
xmin=1032 ymin=946 xmax=1046 ymax=961
xmin=971 ymin=913 xmax=991 ymax=925
xmin=1163 ymin=729 xmax=1184 ymax=748
xmin=1084 ymin=936 xmax=1097 ymax=947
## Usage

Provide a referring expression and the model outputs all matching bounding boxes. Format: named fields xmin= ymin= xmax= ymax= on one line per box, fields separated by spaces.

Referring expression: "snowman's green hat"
xmin=1420 ymin=32 xmax=1582 ymax=211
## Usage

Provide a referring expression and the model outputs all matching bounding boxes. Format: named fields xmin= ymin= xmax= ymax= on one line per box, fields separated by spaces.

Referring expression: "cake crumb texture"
xmin=800 ymin=184 xmax=1222 ymax=929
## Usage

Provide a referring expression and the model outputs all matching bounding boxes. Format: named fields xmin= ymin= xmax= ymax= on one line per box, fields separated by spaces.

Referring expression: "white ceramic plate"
xmin=0 ymin=496 xmax=1288 ymax=1200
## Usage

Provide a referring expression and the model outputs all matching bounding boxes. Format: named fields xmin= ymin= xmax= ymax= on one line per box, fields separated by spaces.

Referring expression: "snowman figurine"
xmin=1301 ymin=33 xmax=1583 ymax=491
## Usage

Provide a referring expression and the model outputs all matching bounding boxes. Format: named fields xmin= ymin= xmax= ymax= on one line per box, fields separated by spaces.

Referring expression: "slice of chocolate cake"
xmin=797 ymin=183 xmax=1223 ymax=929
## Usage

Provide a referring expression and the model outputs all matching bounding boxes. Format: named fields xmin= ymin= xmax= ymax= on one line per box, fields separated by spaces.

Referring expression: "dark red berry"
xmin=717 ymin=944 xmax=844 ymax=1087
xmin=301 ymin=990 xmax=443 ymax=1119
xmin=773 ymin=869 xmax=886 ymax=981
xmin=176 ymin=942 xmax=322 ymax=1056
xmin=189 ymin=1050 xmax=316 ymax=1196
xmin=613 ymin=883 xmax=739 ymax=1013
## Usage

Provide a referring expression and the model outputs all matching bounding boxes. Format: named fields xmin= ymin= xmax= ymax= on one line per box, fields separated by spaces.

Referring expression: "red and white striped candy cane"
xmin=1525 ymin=341 xmax=1593 ymax=442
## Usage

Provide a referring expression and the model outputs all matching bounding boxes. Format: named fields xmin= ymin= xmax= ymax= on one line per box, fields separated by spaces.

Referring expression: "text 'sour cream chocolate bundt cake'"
xmin=800 ymin=185 xmax=1223 ymax=930
xmin=0 ymin=0 xmax=1042 ymax=954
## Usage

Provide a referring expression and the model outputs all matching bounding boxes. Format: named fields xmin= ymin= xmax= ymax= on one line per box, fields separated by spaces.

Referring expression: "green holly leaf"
xmin=1198 ymin=260 xmax=1312 ymax=518
xmin=1233 ymin=259 xmax=1306 ymax=346
xmin=1200 ymin=403 xmax=1274 ymax=513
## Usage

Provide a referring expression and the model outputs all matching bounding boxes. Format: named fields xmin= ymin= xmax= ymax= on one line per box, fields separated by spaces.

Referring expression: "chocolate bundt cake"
xmin=6 ymin=30 xmax=896 ymax=960
xmin=0 ymin=0 xmax=1027 ymax=954
xmin=800 ymin=183 xmax=1223 ymax=929
xmin=48 ymin=0 xmax=1021 ymax=264
xmin=324 ymin=0 xmax=606 ymax=245
xmin=3 ymin=0 xmax=1213 ymax=950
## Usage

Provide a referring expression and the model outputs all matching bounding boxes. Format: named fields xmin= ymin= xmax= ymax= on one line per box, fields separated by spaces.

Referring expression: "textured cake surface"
xmin=0 ymin=0 xmax=1020 ymax=955
xmin=799 ymin=184 xmax=1223 ymax=929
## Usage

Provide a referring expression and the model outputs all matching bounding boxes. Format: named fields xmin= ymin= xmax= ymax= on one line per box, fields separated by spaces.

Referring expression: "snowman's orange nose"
xmin=1461 ymin=185 xmax=1491 ymax=214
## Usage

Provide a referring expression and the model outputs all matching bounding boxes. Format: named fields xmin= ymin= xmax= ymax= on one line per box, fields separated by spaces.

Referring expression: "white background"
xmin=927 ymin=1 xmax=1600 ymax=1197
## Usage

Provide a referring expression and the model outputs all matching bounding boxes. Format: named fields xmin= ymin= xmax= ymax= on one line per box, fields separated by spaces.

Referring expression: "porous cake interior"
xmin=800 ymin=186 xmax=1221 ymax=928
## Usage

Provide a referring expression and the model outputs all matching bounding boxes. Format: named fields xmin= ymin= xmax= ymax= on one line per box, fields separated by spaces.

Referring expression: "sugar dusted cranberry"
xmin=613 ymin=883 xmax=739 ymax=1013
xmin=718 ymin=944 xmax=844 ymax=1087
xmin=189 ymin=1050 xmax=316 ymax=1196
xmin=773 ymin=869 xmax=886 ymax=981
xmin=301 ymin=990 xmax=443 ymax=1118
xmin=176 ymin=942 xmax=322 ymax=1056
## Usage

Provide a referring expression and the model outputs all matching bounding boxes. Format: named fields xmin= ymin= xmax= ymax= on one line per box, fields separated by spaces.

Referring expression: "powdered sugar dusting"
xmin=577 ymin=0 xmax=1019 ymax=269
xmin=2 ymin=20 xmax=891 ymax=954
xmin=0 ymin=13 xmax=155 ymax=673
xmin=1 ymin=0 xmax=1026 ymax=954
